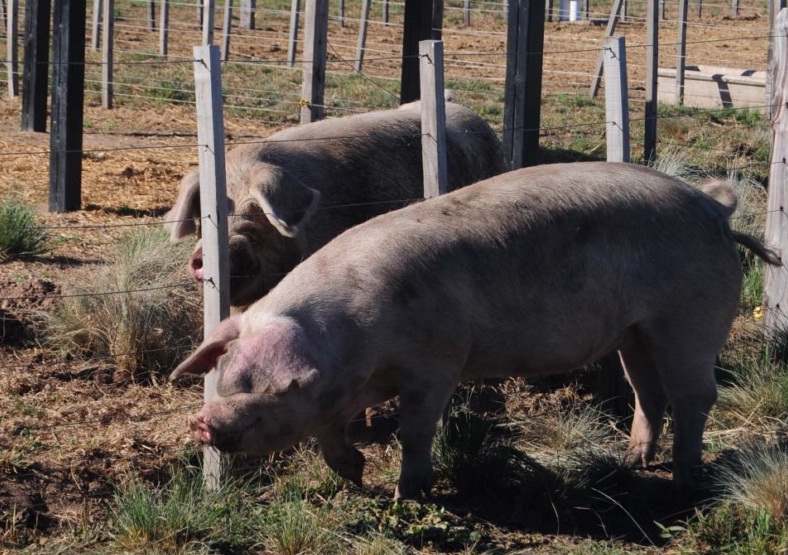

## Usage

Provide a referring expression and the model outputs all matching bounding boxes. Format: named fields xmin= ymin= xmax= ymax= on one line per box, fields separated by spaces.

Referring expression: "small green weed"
xmin=0 ymin=197 xmax=48 ymax=261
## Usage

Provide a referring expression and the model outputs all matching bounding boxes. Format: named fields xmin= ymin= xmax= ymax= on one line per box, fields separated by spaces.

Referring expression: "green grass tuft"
xmin=0 ymin=197 xmax=48 ymax=261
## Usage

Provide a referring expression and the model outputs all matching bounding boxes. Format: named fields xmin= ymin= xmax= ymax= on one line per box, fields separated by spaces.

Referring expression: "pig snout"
xmin=189 ymin=247 xmax=204 ymax=281
xmin=189 ymin=414 xmax=213 ymax=444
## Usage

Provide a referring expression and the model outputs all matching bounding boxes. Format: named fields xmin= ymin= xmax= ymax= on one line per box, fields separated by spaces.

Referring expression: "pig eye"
xmin=243 ymin=203 xmax=267 ymax=221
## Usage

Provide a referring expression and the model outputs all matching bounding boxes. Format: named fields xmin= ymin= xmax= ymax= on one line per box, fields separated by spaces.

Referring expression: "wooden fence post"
xmin=202 ymin=0 xmax=214 ymax=45
xmin=464 ymin=0 xmax=470 ymax=25
xmin=287 ymin=0 xmax=300 ymax=67
xmin=91 ymin=0 xmax=101 ymax=50
xmin=764 ymin=8 xmax=788 ymax=335
xmin=401 ymin=0 xmax=441 ymax=104
xmin=147 ymin=0 xmax=155 ymax=30
xmin=502 ymin=0 xmax=544 ymax=170
xmin=193 ymin=44 xmax=231 ymax=490
xmin=159 ymin=0 xmax=169 ymax=56
xmin=603 ymin=36 xmax=630 ymax=163
xmin=240 ymin=0 xmax=254 ymax=28
xmin=354 ymin=0 xmax=370 ymax=72
xmin=767 ymin=0 xmax=788 ymax=118
xmin=6 ymin=0 xmax=18 ymax=97
xmin=644 ymin=0 xmax=658 ymax=163
xmin=221 ymin=0 xmax=232 ymax=61
xmin=300 ymin=0 xmax=327 ymax=123
xmin=338 ymin=0 xmax=344 ymax=26
xmin=101 ymin=0 xmax=114 ymax=108
xmin=419 ymin=40 xmax=448 ymax=198
xmin=589 ymin=0 xmax=623 ymax=98
xmin=675 ymin=0 xmax=688 ymax=105
xmin=49 ymin=0 xmax=86 ymax=213
xmin=21 ymin=0 xmax=50 ymax=132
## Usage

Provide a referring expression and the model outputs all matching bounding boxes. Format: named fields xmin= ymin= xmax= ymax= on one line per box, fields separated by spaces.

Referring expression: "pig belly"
xmin=460 ymin=322 xmax=636 ymax=380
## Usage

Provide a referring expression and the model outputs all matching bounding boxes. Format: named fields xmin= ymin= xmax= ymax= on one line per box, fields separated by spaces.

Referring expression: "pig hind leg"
xmin=638 ymin=315 xmax=729 ymax=490
xmin=618 ymin=336 xmax=668 ymax=468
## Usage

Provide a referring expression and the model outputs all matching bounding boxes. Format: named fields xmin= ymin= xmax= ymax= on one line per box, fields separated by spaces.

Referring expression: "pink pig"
xmin=171 ymin=162 xmax=779 ymax=499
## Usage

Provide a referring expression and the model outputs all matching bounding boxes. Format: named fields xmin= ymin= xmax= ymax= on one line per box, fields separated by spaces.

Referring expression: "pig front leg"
xmin=316 ymin=382 xmax=396 ymax=487
xmin=317 ymin=425 xmax=365 ymax=486
xmin=394 ymin=366 xmax=460 ymax=501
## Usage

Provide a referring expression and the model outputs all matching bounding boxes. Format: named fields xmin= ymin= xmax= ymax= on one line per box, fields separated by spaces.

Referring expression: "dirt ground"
xmin=0 ymin=3 xmax=773 ymax=550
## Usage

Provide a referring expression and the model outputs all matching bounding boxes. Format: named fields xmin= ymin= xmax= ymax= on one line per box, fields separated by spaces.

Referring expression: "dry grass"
xmin=41 ymin=226 xmax=201 ymax=381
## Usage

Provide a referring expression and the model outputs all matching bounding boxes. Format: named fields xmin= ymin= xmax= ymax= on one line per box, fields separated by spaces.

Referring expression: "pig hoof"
xmin=624 ymin=444 xmax=654 ymax=469
xmin=326 ymin=449 xmax=366 ymax=487
xmin=672 ymin=463 xmax=704 ymax=492
xmin=188 ymin=415 xmax=213 ymax=444
xmin=393 ymin=475 xmax=433 ymax=501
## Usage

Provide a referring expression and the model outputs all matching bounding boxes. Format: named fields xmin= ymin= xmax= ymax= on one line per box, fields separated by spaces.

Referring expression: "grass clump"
xmin=43 ymin=226 xmax=200 ymax=380
xmin=714 ymin=359 xmax=788 ymax=430
xmin=714 ymin=445 xmax=788 ymax=524
xmin=0 ymin=197 xmax=48 ymax=261
xmin=259 ymin=491 xmax=343 ymax=555
xmin=672 ymin=502 xmax=788 ymax=555
xmin=110 ymin=465 xmax=266 ymax=553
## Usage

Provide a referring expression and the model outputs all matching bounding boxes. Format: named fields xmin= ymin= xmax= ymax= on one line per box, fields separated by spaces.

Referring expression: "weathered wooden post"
xmin=49 ymin=0 xmax=86 ymax=212
xmin=401 ymin=0 xmax=442 ymax=104
xmin=354 ymin=0 xmax=371 ymax=72
xmin=159 ymin=0 xmax=169 ymax=56
xmin=193 ymin=44 xmax=231 ymax=490
xmin=644 ymin=0 xmax=658 ymax=162
xmin=300 ymin=0 xmax=327 ymax=123
xmin=603 ymin=36 xmax=630 ymax=163
xmin=91 ymin=0 xmax=101 ymax=50
xmin=6 ymin=0 xmax=18 ymax=97
xmin=101 ymin=0 xmax=114 ymax=108
xmin=221 ymin=0 xmax=232 ymax=61
xmin=419 ymin=40 xmax=448 ymax=198
xmin=287 ymin=0 xmax=300 ymax=67
xmin=589 ymin=0 xmax=624 ymax=98
xmin=240 ymin=0 xmax=254 ymax=29
xmin=502 ymin=0 xmax=544 ymax=169
xmin=675 ymin=0 xmax=689 ymax=105
xmin=202 ymin=0 xmax=215 ymax=45
xmin=21 ymin=0 xmax=50 ymax=131
xmin=764 ymin=8 xmax=788 ymax=335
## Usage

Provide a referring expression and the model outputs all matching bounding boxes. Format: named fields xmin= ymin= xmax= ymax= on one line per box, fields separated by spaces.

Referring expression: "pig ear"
xmin=250 ymin=167 xmax=321 ymax=238
xmin=165 ymin=170 xmax=201 ymax=241
xmin=169 ymin=316 xmax=241 ymax=381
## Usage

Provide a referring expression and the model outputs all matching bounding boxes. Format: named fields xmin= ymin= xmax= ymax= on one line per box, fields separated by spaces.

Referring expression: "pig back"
xmin=255 ymin=162 xmax=745 ymax=376
xmin=231 ymin=104 xmax=506 ymax=247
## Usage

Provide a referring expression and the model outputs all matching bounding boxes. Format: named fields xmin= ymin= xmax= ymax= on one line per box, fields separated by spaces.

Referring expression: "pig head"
xmin=165 ymin=103 xmax=507 ymax=308
xmin=173 ymin=162 xmax=779 ymax=500
xmin=171 ymin=315 xmax=337 ymax=458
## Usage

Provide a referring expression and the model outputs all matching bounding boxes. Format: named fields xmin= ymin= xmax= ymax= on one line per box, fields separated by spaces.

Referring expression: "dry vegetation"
xmin=0 ymin=0 xmax=785 ymax=553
